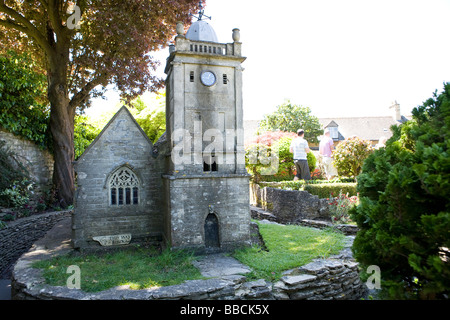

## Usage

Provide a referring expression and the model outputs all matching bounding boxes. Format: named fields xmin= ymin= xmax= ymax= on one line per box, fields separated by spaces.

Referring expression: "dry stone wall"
xmin=250 ymin=183 xmax=330 ymax=223
xmin=0 ymin=210 xmax=71 ymax=277
xmin=0 ymin=129 xmax=54 ymax=194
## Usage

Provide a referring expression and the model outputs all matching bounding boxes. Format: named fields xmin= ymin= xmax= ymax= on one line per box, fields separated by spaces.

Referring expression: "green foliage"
xmin=327 ymin=191 xmax=359 ymax=224
xmin=245 ymin=134 xmax=317 ymax=182
xmin=245 ymin=143 xmax=275 ymax=183
xmin=0 ymin=51 xmax=50 ymax=149
xmin=351 ymin=83 xmax=450 ymax=299
xmin=304 ymin=182 xmax=357 ymax=199
xmin=0 ymin=180 xmax=32 ymax=208
xmin=272 ymin=136 xmax=295 ymax=176
xmin=307 ymin=152 xmax=317 ymax=174
xmin=333 ymin=136 xmax=374 ymax=177
xmin=73 ymin=95 xmax=166 ymax=159
xmin=259 ymin=180 xmax=357 ymax=199
xmin=272 ymin=136 xmax=316 ymax=176
xmin=74 ymin=115 xmax=101 ymax=160
xmin=134 ymin=95 xmax=166 ymax=143
xmin=259 ymin=100 xmax=323 ymax=143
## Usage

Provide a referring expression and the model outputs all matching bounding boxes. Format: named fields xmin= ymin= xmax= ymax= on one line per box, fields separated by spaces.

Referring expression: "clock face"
xmin=200 ymin=71 xmax=216 ymax=86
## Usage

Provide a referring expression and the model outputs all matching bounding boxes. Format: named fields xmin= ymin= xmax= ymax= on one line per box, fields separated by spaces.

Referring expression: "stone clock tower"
xmin=163 ymin=6 xmax=251 ymax=251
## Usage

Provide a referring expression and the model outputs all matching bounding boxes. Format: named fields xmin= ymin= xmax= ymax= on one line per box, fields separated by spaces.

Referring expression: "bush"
xmin=245 ymin=132 xmax=297 ymax=182
xmin=351 ymin=83 xmax=450 ymax=299
xmin=245 ymin=134 xmax=317 ymax=182
xmin=327 ymin=191 xmax=359 ymax=224
xmin=304 ymin=183 xmax=357 ymax=199
xmin=259 ymin=180 xmax=357 ymax=199
xmin=307 ymin=152 xmax=316 ymax=173
xmin=333 ymin=136 xmax=374 ymax=177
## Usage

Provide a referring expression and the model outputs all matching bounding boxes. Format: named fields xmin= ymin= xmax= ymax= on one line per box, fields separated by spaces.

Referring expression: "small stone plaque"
xmin=93 ymin=234 xmax=132 ymax=246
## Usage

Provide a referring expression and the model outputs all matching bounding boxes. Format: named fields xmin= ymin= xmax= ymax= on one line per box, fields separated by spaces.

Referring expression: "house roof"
xmin=319 ymin=116 xmax=403 ymax=141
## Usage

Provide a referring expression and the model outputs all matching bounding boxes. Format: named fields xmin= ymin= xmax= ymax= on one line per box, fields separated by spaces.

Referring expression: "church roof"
xmin=186 ymin=20 xmax=218 ymax=42
xmin=74 ymin=106 xmax=153 ymax=165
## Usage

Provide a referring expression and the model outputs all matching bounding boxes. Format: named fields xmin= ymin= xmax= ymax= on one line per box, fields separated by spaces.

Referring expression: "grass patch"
xmin=32 ymin=247 xmax=204 ymax=293
xmin=33 ymin=223 xmax=347 ymax=293
xmin=233 ymin=222 xmax=347 ymax=282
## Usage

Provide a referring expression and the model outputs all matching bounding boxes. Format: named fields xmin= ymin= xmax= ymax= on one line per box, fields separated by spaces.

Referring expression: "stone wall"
xmin=163 ymin=174 xmax=251 ymax=251
xmin=0 ymin=210 xmax=71 ymax=277
xmin=0 ymin=129 xmax=54 ymax=194
xmin=273 ymin=256 xmax=364 ymax=300
xmin=250 ymin=183 xmax=330 ymax=223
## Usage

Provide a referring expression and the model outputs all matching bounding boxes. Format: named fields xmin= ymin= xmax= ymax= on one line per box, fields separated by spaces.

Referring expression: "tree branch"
xmin=69 ymin=73 xmax=109 ymax=110
xmin=0 ymin=1 xmax=53 ymax=55
xmin=0 ymin=18 xmax=29 ymax=35
xmin=47 ymin=0 xmax=63 ymax=37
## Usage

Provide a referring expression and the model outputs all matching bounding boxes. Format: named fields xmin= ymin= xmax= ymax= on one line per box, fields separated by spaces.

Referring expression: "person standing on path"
xmin=289 ymin=129 xmax=311 ymax=181
xmin=319 ymin=128 xmax=337 ymax=180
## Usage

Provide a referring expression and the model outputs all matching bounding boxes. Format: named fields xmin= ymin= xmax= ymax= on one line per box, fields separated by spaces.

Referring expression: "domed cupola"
xmin=185 ymin=1 xmax=219 ymax=42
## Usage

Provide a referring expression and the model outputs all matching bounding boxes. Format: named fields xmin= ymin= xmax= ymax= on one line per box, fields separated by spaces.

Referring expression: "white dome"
xmin=186 ymin=20 xmax=218 ymax=42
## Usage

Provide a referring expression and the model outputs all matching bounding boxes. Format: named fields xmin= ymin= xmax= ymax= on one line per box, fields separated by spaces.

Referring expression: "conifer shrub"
xmin=351 ymin=83 xmax=450 ymax=299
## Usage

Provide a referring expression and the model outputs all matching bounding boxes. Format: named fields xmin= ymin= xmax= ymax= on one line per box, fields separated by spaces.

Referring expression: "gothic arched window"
xmin=108 ymin=167 xmax=139 ymax=206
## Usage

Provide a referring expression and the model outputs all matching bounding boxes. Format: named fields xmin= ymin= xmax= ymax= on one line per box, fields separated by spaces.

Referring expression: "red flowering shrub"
xmin=328 ymin=191 xmax=359 ymax=224
xmin=246 ymin=131 xmax=297 ymax=147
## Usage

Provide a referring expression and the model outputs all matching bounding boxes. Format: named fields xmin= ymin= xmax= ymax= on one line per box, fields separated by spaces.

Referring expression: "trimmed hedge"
xmin=259 ymin=181 xmax=357 ymax=199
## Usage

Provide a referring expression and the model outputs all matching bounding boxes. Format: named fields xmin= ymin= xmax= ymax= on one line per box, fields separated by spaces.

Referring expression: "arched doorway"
xmin=204 ymin=213 xmax=220 ymax=248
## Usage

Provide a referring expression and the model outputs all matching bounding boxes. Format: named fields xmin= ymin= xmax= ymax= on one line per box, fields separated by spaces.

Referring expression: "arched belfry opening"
xmin=204 ymin=211 xmax=220 ymax=249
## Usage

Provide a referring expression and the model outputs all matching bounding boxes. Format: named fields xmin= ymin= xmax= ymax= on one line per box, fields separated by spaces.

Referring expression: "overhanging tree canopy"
xmin=0 ymin=0 xmax=199 ymax=207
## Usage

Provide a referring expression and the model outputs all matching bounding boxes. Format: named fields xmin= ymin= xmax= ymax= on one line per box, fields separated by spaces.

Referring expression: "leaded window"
xmin=109 ymin=167 xmax=139 ymax=206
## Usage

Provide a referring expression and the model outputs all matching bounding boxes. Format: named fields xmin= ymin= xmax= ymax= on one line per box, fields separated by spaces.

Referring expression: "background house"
xmin=244 ymin=102 xmax=411 ymax=148
xmin=316 ymin=101 xmax=410 ymax=148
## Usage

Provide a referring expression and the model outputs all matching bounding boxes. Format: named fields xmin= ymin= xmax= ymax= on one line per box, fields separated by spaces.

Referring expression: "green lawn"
xmin=33 ymin=247 xmax=204 ymax=292
xmin=33 ymin=222 xmax=347 ymax=292
xmin=233 ymin=221 xmax=347 ymax=281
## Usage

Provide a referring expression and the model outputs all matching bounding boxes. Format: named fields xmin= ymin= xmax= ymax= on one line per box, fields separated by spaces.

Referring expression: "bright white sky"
xmin=89 ymin=0 xmax=450 ymax=120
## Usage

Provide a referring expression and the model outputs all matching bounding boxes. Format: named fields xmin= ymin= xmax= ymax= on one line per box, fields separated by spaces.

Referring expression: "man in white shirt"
xmin=319 ymin=128 xmax=337 ymax=180
xmin=289 ymin=129 xmax=311 ymax=180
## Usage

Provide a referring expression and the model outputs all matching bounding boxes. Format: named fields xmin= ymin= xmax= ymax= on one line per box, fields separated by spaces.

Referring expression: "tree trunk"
xmin=49 ymin=99 xmax=75 ymax=208
xmin=47 ymin=47 xmax=75 ymax=208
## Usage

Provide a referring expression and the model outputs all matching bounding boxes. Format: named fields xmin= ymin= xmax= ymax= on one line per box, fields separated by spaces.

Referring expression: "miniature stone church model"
xmin=72 ymin=8 xmax=251 ymax=251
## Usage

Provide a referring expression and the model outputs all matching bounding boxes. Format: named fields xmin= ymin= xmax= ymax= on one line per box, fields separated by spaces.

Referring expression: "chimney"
xmin=390 ymin=101 xmax=401 ymax=121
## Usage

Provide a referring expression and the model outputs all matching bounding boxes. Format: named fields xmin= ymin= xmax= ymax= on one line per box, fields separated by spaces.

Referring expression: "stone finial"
xmin=176 ymin=22 xmax=184 ymax=36
xmin=232 ymin=28 xmax=240 ymax=42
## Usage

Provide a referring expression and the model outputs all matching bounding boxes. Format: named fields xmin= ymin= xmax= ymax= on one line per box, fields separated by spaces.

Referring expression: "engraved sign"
xmin=93 ymin=234 xmax=132 ymax=246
